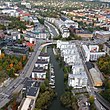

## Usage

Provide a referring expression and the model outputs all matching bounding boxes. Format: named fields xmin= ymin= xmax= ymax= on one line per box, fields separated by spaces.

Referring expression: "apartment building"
xmin=82 ymin=45 xmax=105 ymax=61
xmin=57 ymin=41 xmax=88 ymax=88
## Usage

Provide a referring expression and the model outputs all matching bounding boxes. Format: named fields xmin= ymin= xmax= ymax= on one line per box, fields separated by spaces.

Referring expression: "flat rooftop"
xmin=23 ymin=78 xmax=40 ymax=97
xmin=21 ymin=98 xmax=32 ymax=110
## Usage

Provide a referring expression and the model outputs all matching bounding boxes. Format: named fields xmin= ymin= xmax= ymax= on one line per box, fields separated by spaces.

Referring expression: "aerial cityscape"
xmin=0 ymin=0 xmax=110 ymax=110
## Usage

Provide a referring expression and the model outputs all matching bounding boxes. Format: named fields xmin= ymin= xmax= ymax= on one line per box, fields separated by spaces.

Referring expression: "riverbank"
xmin=47 ymin=46 xmax=68 ymax=110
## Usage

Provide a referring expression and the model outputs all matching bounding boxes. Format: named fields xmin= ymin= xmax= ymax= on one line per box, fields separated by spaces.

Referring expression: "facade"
xmin=82 ymin=45 xmax=105 ymax=61
xmin=104 ymin=42 xmax=110 ymax=55
xmin=2 ymin=8 xmax=16 ymax=14
xmin=5 ymin=44 xmax=29 ymax=55
xmin=54 ymin=20 xmax=70 ymax=38
xmin=68 ymin=72 xmax=88 ymax=88
xmin=93 ymin=31 xmax=110 ymax=41
xmin=24 ymin=35 xmax=36 ymax=44
xmin=57 ymin=40 xmax=69 ymax=48
xmin=38 ymin=53 xmax=50 ymax=62
xmin=35 ymin=59 xmax=49 ymax=70
xmin=32 ymin=67 xmax=46 ymax=80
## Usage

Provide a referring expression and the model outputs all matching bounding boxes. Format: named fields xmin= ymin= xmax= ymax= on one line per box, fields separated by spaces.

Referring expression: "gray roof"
xmin=23 ymin=78 xmax=40 ymax=97
xmin=27 ymin=87 xmax=38 ymax=97
xmin=85 ymin=62 xmax=94 ymax=70
xmin=39 ymin=53 xmax=49 ymax=57
xmin=32 ymin=66 xmax=46 ymax=73
xmin=36 ymin=59 xmax=48 ymax=64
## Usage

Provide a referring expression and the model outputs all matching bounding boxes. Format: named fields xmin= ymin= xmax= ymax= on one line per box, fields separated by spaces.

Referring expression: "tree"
xmin=10 ymin=63 xmax=14 ymax=68
xmin=22 ymin=55 xmax=27 ymax=61
xmin=89 ymin=96 xmax=94 ymax=104
xmin=40 ymin=83 xmax=46 ymax=93
xmin=60 ymin=91 xmax=78 ymax=109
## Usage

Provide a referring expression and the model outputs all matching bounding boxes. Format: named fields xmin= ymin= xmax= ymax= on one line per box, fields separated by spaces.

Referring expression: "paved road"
xmin=44 ymin=21 xmax=59 ymax=38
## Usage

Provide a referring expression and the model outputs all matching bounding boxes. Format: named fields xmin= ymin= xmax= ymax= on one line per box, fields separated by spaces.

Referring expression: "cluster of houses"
xmin=0 ymin=2 xmax=49 ymax=44
xmin=19 ymin=52 xmax=50 ymax=110
xmin=57 ymin=40 xmax=88 ymax=88
xmin=45 ymin=16 xmax=78 ymax=38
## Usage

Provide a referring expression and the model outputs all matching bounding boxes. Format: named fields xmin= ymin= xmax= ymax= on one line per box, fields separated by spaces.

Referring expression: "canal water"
xmin=47 ymin=46 xmax=68 ymax=110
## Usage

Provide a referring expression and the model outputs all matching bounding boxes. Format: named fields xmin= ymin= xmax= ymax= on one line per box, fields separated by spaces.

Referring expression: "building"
xmin=89 ymin=68 xmax=103 ymax=87
xmin=93 ymin=31 xmax=110 ymax=41
xmin=57 ymin=41 xmax=88 ymax=88
xmin=54 ymin=20 xmax=70 ymax=38
xmin=19 ymin=78 xmax=40 ymax=110
xmin=5 ymin=44 xmax=29 ymax=55
xmin=57 ymin=40 xmax=69 ymax=48
xmin=24 ymin=35 xmax=36 ymax=44
xmin=60 ymin=16 xmax=78 ymax=28
xmin=82 ymin=45 xmax=105 ymax=61
xmin=68 ymin=72 xmax=88 ymax=88
xmin=2 ymin=8 xmax=16 ymax=14
xmin=104 ymin=42 xmax=110 ymax=55
xmin=35 ymin=59 xmax=49 ymax=70
xmin=38 ymin=53 xmax=50 ymax=62
xmin=32 ymin=67 xmax=46 ymax=80
xmin=24 ymin=25 xmax=49 ymax=42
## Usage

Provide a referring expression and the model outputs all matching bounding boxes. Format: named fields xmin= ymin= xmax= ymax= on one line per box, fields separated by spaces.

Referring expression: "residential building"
xmin=35 ymin=59 xmax=49 ymax=70
xmin=57 ymin=41 xmax=88 ymax=88
xmin=68 ymin=72 xmax=88 ymax=88
xmin=5 ymin=44 xmax=29 ymax=55
xmin=32 ymin=67 xmax=46 ymax=80
xmin=82 ymin=45 xmax=105 ymax=61
xmin=2 ymin=8 xmax=16 ymax=14
xmin=93 ymin=31 xmax=110 ymax=41
xmin=61 ymin=16 xmax=78 ymax=28
xmin=104 ymin=42 xmax=110 ymax=55
xmin=54 ymin=20 xmax=70 ymax=38
xmin=18 ymin=78 xmax=40 ymax=110
xmin=38 ymin=53 xmax=50 ymax=62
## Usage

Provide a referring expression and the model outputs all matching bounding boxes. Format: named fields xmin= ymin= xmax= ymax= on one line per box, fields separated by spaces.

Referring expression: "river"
xmin=47 ymin=46 xmax=68 ymax=110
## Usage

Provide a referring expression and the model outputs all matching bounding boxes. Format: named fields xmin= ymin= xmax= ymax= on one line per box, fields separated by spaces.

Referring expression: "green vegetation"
xmin=29 ymin=47 xmax=34 ymax=52
xmin=60 ymin=91 xmax=78 ymax=110
xmin=1 ymin=93 xmax=20 ymax=110
xmin=37 ymin=17 xmax=44 ymax=25
xmin=63 ymin=65 xmax=72 ymax=74
xmin=76 ymin=21 xmax=104 ymax=33
xmin=0 ymin=53 xmax=27 ymax=79
xmin=34 ymin=80 xmax=56 ymax=110
xmin=53 ymin=34 xmax=82 ymax=40
xmin=0 ymin=24 xmax=6 ymax=30
xmin=89 ymin=96 xmax=96 ymax=110
xmin=100 ymin=79 xmax=110 ymax=102
xmin=97 ymin=55 xmax=110 ymax=102
xmin=97 ymin=55 xmax=110 ymax=75
xmin=8 ymin=17 xmax=27 ymax=31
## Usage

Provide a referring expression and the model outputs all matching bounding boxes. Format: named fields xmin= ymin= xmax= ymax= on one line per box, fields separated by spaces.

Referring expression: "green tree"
xmin=40 ymin=83 xmax=46 ymax=93
xmin=89 ymin=96 xmax=94 ymax=104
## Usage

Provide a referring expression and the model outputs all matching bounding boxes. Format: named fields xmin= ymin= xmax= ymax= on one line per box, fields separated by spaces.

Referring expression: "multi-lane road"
xmin=44 ymin=20 xmax=59 ymax=38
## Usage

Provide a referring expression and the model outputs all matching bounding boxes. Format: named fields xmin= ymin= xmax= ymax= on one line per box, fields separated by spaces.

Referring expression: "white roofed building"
xmin=82 ymin=45 xmax=105 ymax=61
